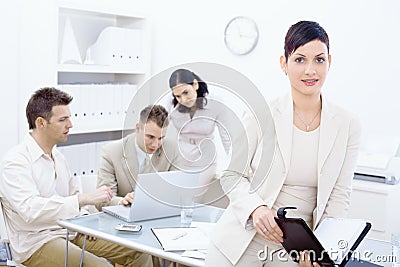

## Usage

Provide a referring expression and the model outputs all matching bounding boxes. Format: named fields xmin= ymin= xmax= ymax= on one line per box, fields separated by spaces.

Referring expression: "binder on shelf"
xmin=74 ymin=144 xmax=85 ymax=176
xmin=92 ymin=84 xmax=107 ymax=127
xmin=80 ymin=85 xmax=91 ymax=131
xmin=103 ymin=84 xmax=115 ymax=127
xmin=86 ymin=142 xmax=97 ymax=175
xmin=84 ymin=26 xmax=144 ymax=68
xmin=61 ymin=145 xmax=79 ymax=177
xmin=122 ymin=83 xmax=138 ymax=117
xmin=113 ymin=84 xmax=124 ymax=127
xmin=86 ymin=84 xmax=97 ymax=127
xmin=60 ymin=83 xmax=139 ymax=134
xmin=62 ymin=143 xmax=99 ymax=177
xmin=61 ymin=84 xmax=83 ymax=131
xmin=275 ymin=207 xmax=371 ymax=267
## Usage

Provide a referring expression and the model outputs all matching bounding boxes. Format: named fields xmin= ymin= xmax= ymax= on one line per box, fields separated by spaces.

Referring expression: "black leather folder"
xmin=274 ymin=207 xmax=371 ymax=267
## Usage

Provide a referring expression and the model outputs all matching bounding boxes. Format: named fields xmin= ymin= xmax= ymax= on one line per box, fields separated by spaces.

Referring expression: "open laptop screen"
xmin=103 ymin=171 xmax=200 ymax=222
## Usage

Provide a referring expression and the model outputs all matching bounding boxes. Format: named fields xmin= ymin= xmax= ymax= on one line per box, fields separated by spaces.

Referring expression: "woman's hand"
xmin=299 ymin=251 xmax=321 ymax=267
xmin=251 ymin=206 xmax=283 ymax=244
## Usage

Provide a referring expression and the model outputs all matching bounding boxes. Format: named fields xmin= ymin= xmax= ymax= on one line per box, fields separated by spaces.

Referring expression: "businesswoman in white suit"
xmin=206 ymin=21 xmax=361 ymax=266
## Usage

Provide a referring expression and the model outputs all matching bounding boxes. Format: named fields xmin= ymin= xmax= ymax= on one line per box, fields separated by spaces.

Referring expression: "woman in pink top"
xmin=168 ymin=69 xmax=232 ymax=205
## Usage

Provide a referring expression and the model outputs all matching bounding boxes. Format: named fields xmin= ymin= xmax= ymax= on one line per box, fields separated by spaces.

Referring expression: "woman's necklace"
xmin=294 ymin=108 xmax=321 ymax=132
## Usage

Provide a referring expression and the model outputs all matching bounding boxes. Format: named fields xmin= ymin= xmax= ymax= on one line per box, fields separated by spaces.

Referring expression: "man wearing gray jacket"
xmin=97 ymin=104 xmax=181 ymax=210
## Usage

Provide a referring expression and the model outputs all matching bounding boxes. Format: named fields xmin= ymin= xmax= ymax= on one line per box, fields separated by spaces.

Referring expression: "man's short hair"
xmin=139 ymin=105 xmax=169 ymax=128
xmin=26 ymin=87 xmax=73 ymax=130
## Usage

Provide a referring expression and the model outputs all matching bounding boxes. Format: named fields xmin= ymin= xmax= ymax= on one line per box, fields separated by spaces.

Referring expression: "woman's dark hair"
xmin=284 ymin=21 xmax=329 ymax=62
xmin=169 ymin=69 xmax=208 ymax=112
xmin=26 ymin=87 xmax=73 ymax=130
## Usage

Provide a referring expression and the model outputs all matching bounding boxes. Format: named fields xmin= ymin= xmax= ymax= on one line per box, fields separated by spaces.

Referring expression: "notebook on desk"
xmin=102 ymin=171 xmax=200 ymax=222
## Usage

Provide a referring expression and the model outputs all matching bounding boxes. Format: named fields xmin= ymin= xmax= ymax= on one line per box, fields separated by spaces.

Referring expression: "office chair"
xmin=0 ymin=202 xmax=23 ymax=267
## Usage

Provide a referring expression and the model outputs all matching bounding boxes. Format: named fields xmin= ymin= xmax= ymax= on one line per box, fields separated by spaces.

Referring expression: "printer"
xmin=354 ymin=152 xmax=400 ymax=185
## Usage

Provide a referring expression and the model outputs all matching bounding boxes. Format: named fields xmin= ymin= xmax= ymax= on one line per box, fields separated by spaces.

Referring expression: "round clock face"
xmin=224 ymin=16 xmax=259 ymax=55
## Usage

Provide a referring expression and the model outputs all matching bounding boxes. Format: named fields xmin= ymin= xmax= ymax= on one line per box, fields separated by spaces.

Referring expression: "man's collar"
xmin=26 ymin=133 xmax=58 ymax=162
xmin=134 ymin=140 xmax=153 ymax=165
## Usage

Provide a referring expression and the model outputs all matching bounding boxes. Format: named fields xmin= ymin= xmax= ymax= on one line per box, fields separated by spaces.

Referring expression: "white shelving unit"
xmin=57 ymin=0 xmax=151 ymax=134
xmin=18 ymin=0 xmax=152 ymax=177
xmin=56 ymin=1 xmax=152 ymax=177
xmin=58 ymin=64 xmax=147 ymax=74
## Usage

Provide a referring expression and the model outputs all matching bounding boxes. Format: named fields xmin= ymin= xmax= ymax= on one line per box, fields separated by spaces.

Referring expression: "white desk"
xmin=58 ymin=206 xmax=393 ymax=267
xmin=58 ymin=205 xmax=224 ymax=267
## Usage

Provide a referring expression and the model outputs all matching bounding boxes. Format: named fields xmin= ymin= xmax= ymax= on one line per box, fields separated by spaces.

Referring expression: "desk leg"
xmin=79 ymin=234 xmax=87 ymax=267
xmin=65 ymin=230 xmax=69 ymax=267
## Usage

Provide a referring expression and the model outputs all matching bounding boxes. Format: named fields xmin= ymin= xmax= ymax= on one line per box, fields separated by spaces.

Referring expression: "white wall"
xmin=1 ymin=0 xmax=399 ymax=156
xmin=0 ymin=1 xmax=20 ymax=157
xmin=134 ymin=0 xmax=400 ymax=155
xmin=0 ymin=1 xmax=57 ymax=158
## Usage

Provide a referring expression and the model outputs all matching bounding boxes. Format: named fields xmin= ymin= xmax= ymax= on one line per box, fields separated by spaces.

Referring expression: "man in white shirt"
xmin=0 ymin=87 xmax=153 ymax=267
xmin=97 ymin=104 xmax=181 ymax=209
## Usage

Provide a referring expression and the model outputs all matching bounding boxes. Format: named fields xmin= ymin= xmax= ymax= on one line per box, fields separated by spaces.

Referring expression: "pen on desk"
xmin=172 ymin=231 xmax=187 ymax=240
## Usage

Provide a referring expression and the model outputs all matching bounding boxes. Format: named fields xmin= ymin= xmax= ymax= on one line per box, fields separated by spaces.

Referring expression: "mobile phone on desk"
xmin=115 ymin=223 xmax=142 ymax=232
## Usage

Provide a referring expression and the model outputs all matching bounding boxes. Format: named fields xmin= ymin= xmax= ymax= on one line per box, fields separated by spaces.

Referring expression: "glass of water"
xmin=180 ymin=207 xmax=194 ymax=225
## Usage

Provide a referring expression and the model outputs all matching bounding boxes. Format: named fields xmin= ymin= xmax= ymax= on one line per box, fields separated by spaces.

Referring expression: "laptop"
xmin=345 ymin=258 xmax=382 ymax=267
xmin=102 ymin=171 xmax=200 ymax=222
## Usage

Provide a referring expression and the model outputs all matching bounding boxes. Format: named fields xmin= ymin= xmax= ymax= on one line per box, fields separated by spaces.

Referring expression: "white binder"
xmin=85 ymin=27 xmax=144 ymax=67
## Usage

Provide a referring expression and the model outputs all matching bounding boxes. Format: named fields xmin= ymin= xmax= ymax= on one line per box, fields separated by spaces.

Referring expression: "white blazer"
xmin=210 ymin=94 xmax=362 ymax=265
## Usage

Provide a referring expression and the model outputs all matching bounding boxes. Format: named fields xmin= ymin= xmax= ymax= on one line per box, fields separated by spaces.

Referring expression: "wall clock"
xmin=224 ymin=16 xmax=259 ymax=55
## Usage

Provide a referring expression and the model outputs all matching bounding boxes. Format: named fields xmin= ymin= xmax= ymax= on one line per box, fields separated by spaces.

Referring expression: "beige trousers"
xmin=22 ymin=234 xmax=153 ymax=267
xmin=205 ymin=234 xmax=298 ymax=267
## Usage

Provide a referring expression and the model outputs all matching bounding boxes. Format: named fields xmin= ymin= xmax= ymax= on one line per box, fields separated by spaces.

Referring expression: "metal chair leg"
xmin=79 ymin=234 xmax=87 ymax=267
xmin=64 ymin=230 xmax=69 ymax=267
